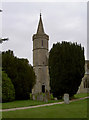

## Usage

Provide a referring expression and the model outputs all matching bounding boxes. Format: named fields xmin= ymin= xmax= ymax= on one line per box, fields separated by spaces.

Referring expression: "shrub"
xmin=2 ymin=71 xmax=15 ymax=102
xmin=2 ymin=50 xmax=36 ymax=100
xmin=49 ymin=42 xmax=85 ymax=98
xmin=50 ymin=93 xmax=54 ymax=100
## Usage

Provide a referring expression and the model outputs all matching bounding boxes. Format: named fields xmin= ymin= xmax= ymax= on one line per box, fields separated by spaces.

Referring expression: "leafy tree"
xmin=2 ymin=50 xmax=36 ymax=100
xmin=49 ymin=41 xmax=85 ymax=98
xmin=2 ymin=71 xmax=15 ymax=102
xmin=0 ymin=38 xmax=8 ymax=44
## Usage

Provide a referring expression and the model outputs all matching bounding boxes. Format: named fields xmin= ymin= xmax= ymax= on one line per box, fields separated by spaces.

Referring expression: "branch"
xmin=0 ymin=38 xmax=8 ymax=43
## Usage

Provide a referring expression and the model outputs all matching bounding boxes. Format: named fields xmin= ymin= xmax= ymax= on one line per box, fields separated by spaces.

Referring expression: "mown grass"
xmin=2 ymin=98 xmax=88 ymax=118
xmin=2 ymin=93 xmax=89 ymax=109
xmin=2 ymin=99 xmax=62 ymax=109
xmin=74 ymin=93 xmax=89 ymax=99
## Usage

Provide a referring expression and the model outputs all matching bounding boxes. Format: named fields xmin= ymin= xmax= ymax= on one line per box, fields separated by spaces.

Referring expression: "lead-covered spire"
xmin=37 ymin=13 xmax=44 ymax=34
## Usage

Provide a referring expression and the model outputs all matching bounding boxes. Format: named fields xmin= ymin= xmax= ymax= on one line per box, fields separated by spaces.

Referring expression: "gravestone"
xmin=33 ymin=94 xmax=36 ymax=100
xmin=54 ymin=97 xmax=58 ymax=100
xmin=37 ymin=94 xmax=43 ymax=101
xmin=43 ymin=95 xmax=48 ymax=102
xmin=64 ymin=93 xmax=69 ymax=104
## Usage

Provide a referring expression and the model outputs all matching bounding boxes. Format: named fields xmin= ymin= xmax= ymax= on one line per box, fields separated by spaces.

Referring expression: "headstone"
xmin=54 ymin=97 xmax=58 ymax=100
xmin=37 ymin=94 xmax=43 ymax=101
xmin=64 ymin=93 xmax=69 ymax=104
xmin=33 ymin=94 xmax=36 ymax=100
xmin=44 ymin=96 xmax=48 ymax=102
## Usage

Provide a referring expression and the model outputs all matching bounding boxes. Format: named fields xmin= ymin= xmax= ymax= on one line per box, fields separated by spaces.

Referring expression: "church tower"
xmin=32 ymin=13 xmax=50 ymax=95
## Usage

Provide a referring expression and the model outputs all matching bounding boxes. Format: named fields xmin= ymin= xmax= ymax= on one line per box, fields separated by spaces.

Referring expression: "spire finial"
xmin=37 ymin=11 xmax=44 ymax=34
xmin=40 ymin=9 xmax=42 ymax=17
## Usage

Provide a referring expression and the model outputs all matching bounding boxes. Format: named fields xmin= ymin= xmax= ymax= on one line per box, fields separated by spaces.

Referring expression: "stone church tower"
xmin=32 ymin=14 xmax=50 ymax=95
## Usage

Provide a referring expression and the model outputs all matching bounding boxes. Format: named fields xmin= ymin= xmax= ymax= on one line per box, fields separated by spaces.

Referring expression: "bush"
xmin=2 ymin=50 xmax=36 ymax=100
xmin=49 ymin=42 xmax=85 ymax=98
xmin=2 ymin=71 xmax=15 ymax=102
xmin=50 ymin=94 xmax=54 ymax=100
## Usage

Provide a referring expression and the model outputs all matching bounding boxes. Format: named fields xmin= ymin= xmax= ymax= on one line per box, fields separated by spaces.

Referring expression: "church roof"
xmin=37 ymin=13 xmax=44 ymax=34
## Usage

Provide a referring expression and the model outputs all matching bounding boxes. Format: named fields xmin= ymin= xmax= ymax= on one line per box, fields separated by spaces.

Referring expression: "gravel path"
xmin=1 ymin=96 xmax=89 ymax=112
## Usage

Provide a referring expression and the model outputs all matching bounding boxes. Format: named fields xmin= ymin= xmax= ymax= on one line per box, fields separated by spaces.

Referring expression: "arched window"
xmin=84 ymin=78 xmax=89 ymax=88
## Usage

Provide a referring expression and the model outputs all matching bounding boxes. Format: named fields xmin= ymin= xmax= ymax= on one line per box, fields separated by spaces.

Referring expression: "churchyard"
xmin=1 ymin=93 xmax=89 ymax=118
xmin=1 ymin=3 xmax=89 ymax=119
xmin=2 ymin=93 xmax=88 ymax=109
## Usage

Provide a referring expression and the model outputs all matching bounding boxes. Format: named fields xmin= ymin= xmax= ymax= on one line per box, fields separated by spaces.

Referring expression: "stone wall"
xmin=32 ymin=66 xmax=50 ymax=94
xmin=77 ymin=60 xmax=89 ymax=93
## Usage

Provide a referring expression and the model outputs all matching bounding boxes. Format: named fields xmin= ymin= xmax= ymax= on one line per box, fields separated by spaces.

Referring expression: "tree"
xmin=2 ymin=71 xmax=15 ymax=102
xmin=2 ymin=50 xmax=36 ymax=100
xmin=0 ymin=38 xmax=8 ymax=44
xmin=49 ymin=41 xmax=85 ymax=98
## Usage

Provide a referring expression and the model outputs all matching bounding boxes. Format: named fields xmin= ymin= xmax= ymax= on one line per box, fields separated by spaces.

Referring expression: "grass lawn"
xmin=74 ymin=93 xmax=89 ymax=99
xmin=2 ymin=93 xmax=89 ymax=109
xmin=2 ymin=99 xmax=62 ymax=109
xmin=2 ymin=98 xmax=88 ymax=118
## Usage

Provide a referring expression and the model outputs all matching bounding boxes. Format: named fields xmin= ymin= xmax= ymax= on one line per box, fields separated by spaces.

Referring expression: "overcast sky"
xmin=1 ymin=2 xmax=87 ymax=65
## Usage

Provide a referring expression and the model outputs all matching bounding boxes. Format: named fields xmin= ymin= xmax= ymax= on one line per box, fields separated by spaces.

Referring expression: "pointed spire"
xmin=37 ymin=13 xmax=44 ymax=34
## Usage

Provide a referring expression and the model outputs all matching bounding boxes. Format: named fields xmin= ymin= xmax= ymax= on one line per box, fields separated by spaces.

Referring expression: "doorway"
xmin=42 ymin=85 xmax=45 ymax=93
